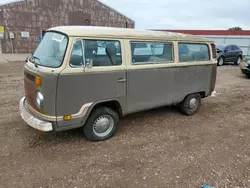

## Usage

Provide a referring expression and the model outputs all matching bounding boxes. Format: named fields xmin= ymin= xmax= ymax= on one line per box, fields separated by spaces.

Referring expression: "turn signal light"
xmin=35 ymin=76 xmax=42 ymax=86
xmin=63 ymin=115 xmax=72 ymax=121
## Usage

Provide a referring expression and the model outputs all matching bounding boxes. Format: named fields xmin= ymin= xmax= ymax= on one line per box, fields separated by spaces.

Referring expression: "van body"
xmin=19 ymin=26 xmax=217 ymax=141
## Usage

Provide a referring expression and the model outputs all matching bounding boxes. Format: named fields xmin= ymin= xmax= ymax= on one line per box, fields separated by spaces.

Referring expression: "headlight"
xmin=36 ymin=92 xmax=44 ymax=108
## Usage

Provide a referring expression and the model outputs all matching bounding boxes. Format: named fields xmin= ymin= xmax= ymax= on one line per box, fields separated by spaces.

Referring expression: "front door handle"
xmin=117 ymin=78 xmax=127 ymax=82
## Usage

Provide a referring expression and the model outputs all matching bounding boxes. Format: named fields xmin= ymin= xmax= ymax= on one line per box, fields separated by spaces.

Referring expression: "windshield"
xmin=30 ymin=32 xmax=68 ymax=68
xmin=216 ymin=45 xmax=226 ymax=51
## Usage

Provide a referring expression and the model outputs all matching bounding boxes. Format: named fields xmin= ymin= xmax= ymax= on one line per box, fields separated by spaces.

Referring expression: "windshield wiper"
xmin=30 ymin=55 xmax=41 ymax=68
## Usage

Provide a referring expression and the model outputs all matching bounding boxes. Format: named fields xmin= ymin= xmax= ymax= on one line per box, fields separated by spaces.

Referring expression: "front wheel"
xmin=217 ymin=56 xmax=224 ymax=66
xmin=179 ymin=93 xmax=201 ymax=116
xmin=83 ymin=107 xmax=119 ymax=141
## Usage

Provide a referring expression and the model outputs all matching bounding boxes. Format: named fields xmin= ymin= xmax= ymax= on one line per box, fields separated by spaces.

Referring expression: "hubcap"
xmin=189 ymin=98 xmax=198 ymax=110
xmin=93 ymin=115 xmax=114 ymax=137
xmin=237 ymin=57 xmax=241 ymax=65
xmin=219 ymin=58 xmax=223 ymax=65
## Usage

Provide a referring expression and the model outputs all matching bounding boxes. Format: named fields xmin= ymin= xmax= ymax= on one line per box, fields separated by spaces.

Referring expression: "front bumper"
xmin=240 ymin=62 xmax=250 ymax=75
xmin=19 ymin=97 xmax=53 ymax=132
xmin=241 ymin=68 xmax=250 ymax=75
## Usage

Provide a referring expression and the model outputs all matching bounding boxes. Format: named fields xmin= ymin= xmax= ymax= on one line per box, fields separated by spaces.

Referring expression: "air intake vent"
xmin=211 ymin=44 xmax=217 ymax=58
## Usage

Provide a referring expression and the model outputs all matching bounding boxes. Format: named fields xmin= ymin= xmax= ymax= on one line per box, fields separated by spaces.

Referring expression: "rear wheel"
xmin=83 ymin=107 xmax=119 ymax=141
xmin=234 ymin=56 xmax=241 ymax=66
xmin=217 ymin=56 xmax=224 ymax=66
xmin=179 ymin=93 xmax=201 ymax=116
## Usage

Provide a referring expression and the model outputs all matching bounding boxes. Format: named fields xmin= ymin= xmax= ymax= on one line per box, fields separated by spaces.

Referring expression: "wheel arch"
xmin=85 ymin=100 xmax=123 ymax=121
xmin=92 ymin=100 xmax=122 ymax=116
xmin=182 ymin=91 xmax=205 ymax=101
xmin=218 ymin=55 xmax=225 ymax=60
xmin=199 ymin=91 xmax=206 ymax=98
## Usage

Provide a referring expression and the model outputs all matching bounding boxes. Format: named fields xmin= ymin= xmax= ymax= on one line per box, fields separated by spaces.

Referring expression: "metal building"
xmin=158 ymin=30 xmax=250 ymax=58
xmin=0 ymin=0 xmax=135 ymax=53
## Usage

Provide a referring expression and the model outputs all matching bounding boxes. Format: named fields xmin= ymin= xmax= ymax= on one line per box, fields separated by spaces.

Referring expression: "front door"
xmin=224 ymin=45 xmax=234 ymax=61
xmin=56 ymin=38 xmax=126 ymax=128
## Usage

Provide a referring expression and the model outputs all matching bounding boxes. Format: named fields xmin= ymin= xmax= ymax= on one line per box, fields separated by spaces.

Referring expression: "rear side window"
xmin=130 ymin=42 xmax=173 ymax=64
xmin=231 ymin=45 xmax=240 ymax=51
xmin=178 ymin=43 xmax=210 ymax=62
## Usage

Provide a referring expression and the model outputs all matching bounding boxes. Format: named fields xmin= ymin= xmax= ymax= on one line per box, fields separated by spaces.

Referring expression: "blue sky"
xmin=1 ymin=0 xmax=249 ymax=30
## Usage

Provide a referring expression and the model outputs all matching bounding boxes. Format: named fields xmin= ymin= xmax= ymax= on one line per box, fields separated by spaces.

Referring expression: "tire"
xmin=179 ymin=93 xmax=201 ymax=116
xmin=217 ymin=56 xmax=224 ymax=66
xmin=83 ymin=107 xmax=119 ymax=141
xmin=234 ymin=56 xmax=242 ymax=66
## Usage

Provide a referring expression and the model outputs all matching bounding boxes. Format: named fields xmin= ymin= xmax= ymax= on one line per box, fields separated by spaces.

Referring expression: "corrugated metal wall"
xmin=0 ymin=0 xmax=135 ymax=53
xmin=202 ymin=35 xmax=250 ymax=57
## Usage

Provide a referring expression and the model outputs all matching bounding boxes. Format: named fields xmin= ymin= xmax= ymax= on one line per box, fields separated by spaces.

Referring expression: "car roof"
xmin=217 ymin=44 xmax=240 ymax=47
xmin=47 ymin=26 xmax=213 ymax=42
xmin=216 ymin=44 xmax=227 ymax=47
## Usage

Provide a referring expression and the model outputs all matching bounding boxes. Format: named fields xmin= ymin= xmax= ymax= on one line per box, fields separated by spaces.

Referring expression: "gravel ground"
xmin=0 ymin=62 xmax=250 ymax=188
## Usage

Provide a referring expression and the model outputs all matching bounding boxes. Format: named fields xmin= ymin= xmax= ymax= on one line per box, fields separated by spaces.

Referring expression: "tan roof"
xmin=47 ymin=26 xmax=213 ymax=42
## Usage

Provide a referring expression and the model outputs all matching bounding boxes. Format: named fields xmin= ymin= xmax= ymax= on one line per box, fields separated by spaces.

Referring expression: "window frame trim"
xmin=82 ymin=38 xmax=123 ymax=68
xmin=30 ymin=30 xmax=69 ymax=68
xmin=69 ymin=39 xmax=85 ymax=68
xmin=129 ymin=40 xmax=175 ymax=65
xmin=177 ymin=42 xmax=211 ymax=63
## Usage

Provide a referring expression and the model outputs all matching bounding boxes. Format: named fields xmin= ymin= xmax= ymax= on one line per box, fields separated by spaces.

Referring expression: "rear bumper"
xmin=19 ymin=97 xmax=53 ymax=132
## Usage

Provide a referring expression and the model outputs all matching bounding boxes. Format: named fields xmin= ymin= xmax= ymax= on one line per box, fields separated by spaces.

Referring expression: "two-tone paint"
xmin=19 ymin=26 xmax=217 ymax=132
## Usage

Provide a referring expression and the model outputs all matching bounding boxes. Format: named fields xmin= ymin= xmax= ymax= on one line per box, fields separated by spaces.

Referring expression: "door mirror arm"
xmin=85 ymin=59 xmax=93 ymax=69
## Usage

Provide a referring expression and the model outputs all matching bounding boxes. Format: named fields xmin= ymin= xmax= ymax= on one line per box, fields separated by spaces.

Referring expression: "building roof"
xmin=155 ymin=29 xmax=250 ymax=36
xmin=0 ymin=0 xmax=134 ymax=23
xmin=97 ymin=0 xmax=134 ymax=23
xmin=48 ymin=26 xmax=213 ymax=42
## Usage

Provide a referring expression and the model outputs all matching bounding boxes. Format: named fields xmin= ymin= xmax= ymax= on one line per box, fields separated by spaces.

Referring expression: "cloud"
xmin=1 ymin=0 xmax=249 ymax=30
xmin=0 ymin=0 xmax=23 ymax=6
xmin=99 ymin=0 xmax=250 ymax=30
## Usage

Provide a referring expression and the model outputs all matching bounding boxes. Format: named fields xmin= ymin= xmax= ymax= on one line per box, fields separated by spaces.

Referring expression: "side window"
xmin=69 ymin=40 xmax=84 ymax=67
xmin=178 ymin=43 xmax=210 ymax=62
xmin=231 ymin=45 xmax=239 ymax=51
xmin=83 ymin=39 xmax=122 ymax=67
xmin=130 ymin=42 xmax=173 ymax=64
xmin=224 ymin=45 xmax=231 ymax=52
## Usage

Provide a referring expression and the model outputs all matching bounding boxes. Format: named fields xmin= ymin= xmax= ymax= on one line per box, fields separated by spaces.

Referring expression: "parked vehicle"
xmin=216 ymin=44 xmax=243 ymax=66
xmin=240 ymin=60 xmax=250 ymax=77
xmin=19 ymin=26 xmax=217 ymax=141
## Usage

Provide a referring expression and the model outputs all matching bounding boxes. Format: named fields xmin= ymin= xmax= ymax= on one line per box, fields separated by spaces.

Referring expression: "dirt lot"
xmin=1 ymin=62 xmax=250 ymax=188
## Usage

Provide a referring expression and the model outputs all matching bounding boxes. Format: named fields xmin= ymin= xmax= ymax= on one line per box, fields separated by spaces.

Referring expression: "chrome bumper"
xmin=19 ymin=97 xmax=53 ymax=132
